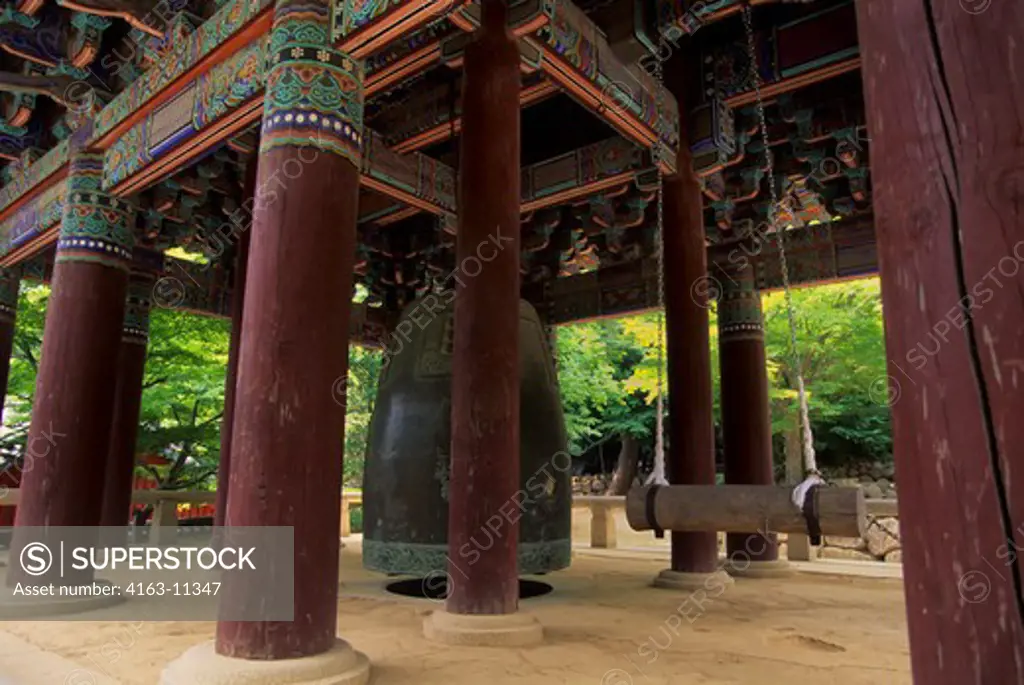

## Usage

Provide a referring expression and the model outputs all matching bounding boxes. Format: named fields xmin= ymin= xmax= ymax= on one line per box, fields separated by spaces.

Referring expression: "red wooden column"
xmin=213 ymin=161 xmax=255 ymax=528
xmin=657 ymin=143 xmax=722 ymax=587
xmin=717 ymin=258 xmax=785 ymax=575
xmin=447 ymin=0 xmax=520 ymax=615
xmin=100 ymin=271 xmax=155 ymax=527
xmin=6 ymin=154 xmax=134 ymax=585
xmin=856 ymin=2 xmax=1024 ymax=681
xmin=165 ymin=0 xmax=373 ymax=676
xmin=0 ymin=267 xmax=20 ymax=428
xmin=424 ymin=0 xmax=539 ymax=647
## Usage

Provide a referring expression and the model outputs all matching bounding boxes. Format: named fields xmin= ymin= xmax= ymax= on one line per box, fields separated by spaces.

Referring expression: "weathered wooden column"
xmin=0 ymin=267 xmax=20 ymax=428
xmin=213 ymin=160 xmax=256 ymax=528
xmin=6 ymin=154 xmax=134 ymax=586
xmin=654 ymin=139 xmax=729 ymax=590
xmin=100 ymin=271 xmax=155 ymax=528
xmin=856 ymin=2 xmax=1024 ymax=681
xmin=162 ymin=0 xmax=370 ymax=681
xmin=717 ymin=258 xmax=788 ymax=578
xmin=423 ymin=0 xmax=540 ymax=647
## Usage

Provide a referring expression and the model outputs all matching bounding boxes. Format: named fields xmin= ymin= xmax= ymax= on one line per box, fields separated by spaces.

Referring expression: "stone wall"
xmin=815 ymin=463 xmax=901 ymax=562
xmin=777 ymin=516 xmax=902 ymax=563
xmin=821 ymin=460 xmax=898 ymax=500
xmin=574 ymin=474 xmax=616 ymax=495
xmin=573 ymin=460 xmax=898 ymax=497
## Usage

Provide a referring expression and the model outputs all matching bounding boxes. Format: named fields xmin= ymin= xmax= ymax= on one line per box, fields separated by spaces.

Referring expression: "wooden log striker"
xmin=626 ymin=484 xmax=866 ymax=539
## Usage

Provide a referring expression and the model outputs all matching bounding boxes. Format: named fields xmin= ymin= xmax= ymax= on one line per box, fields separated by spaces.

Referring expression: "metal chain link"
xmin=646 ymin=35 xmax=668 ymax=486
xmin=741 ymin=4 xmax=818 ymax=475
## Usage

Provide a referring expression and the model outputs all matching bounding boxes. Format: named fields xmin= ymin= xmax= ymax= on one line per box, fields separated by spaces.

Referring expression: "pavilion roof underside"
xmin=0 ymin=0 xmax=873 ymax=331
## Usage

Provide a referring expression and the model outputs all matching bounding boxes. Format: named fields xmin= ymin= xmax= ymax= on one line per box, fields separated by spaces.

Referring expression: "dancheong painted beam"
xmin=0 ymin=0 xmax=691 ymax=258
xmin=444 ymin=0 xmax=680 ymax=173
xmin=0 ymin=0 xmax=677 ymax=263
xmin=0 ymin=0 xmax=879 ymax=328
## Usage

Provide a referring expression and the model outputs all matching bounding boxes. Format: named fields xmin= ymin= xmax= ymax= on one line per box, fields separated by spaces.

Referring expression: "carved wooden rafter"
xmin=0 ymin=6 xmax=115 ymax=120
xmin=16 ymin=0 xmax=46 ymax=16
xmin=134 ymin=150 xmax=248 ymax=255
xmin=57 ymin=0 xmax=173 ymax=37
xmin=1 ymin=63 xmax=43 ymax=128
xmin=0 ymin=121 xmax=37 ymax=162
xmin=68 ymin=12 xmax=112 ymax=68
xmin=0 ymin=8 xmax=61 ymax=66
xmin=696 ymin=86 xmax=871 ymax=243
xmin=0 ymin=70 xmax=90 ymax=107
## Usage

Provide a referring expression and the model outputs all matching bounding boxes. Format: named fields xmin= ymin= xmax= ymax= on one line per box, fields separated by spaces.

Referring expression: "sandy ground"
xmin=0 ymin=534 xmax=911 ymax=685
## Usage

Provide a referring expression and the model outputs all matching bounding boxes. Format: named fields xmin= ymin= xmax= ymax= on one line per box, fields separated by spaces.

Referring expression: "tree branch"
xmin=197 ymin=410 xmax=224 ymax=427
xmin=141 ymin=464 xmax=162 ymax=484
xmin=15 ymin=337 xmax=38 ymax=372
xmin=167 ymin=444 xmax=190 ymax=481
xmin=176 ymin=468 xmax=218 ymax=490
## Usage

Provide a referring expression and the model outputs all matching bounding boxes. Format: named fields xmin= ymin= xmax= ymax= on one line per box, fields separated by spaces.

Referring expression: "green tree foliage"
xmin=3 ymin=284 xmax=48 ymax=442
xmin=555 ymin=319 xmax=656 ymax=468
xmin=761 ymin=279 xmax=891 ymax=465
xmin=557 ymin=277 xmax=892 ymax=469
xmin=0 ymin=284 xmax=380 ymax=490
xmin=0 ymin=283 xmax=233 ymax=489
xmin=134 ymin=306 xmax=231 ymax=490
xmin=555 ymin=322 xmax=625 ymax=449
xmin=0 ymin=277 xmax=891 ymax=490
xmin=343 ymin=345 xmax=383 ymax=486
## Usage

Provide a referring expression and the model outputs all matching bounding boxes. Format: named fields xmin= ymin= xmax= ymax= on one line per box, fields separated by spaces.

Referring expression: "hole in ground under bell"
xmin=385 ymin=578 xmax=554 ymax=601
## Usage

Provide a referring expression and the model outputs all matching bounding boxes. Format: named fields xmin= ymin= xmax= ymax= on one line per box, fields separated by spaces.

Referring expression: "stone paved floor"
xmin=0 ymin=538 xmax=910 ymax=685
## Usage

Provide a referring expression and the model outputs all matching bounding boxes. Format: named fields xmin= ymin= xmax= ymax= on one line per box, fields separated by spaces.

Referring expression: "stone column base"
xmin=724 ymin=558 xmax=795 ymax=579
xmin=0 ymin=579 xmax=124 ymax=618
xmin=161 ymin=638 xmax=370 ymax=685
xmin=653 ymin=568 xmax=735 ymax=591
xmin=423 ymin=610 xmax=543 ymax=647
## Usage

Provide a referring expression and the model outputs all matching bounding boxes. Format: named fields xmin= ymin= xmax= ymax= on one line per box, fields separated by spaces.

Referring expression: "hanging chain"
xmin=741 ymin=4 xmax=818 ymax=476
xmin=436 ymin=68 xmax=460 ymax=293
xmin=646 ymin=35 xmax=668 ymax=486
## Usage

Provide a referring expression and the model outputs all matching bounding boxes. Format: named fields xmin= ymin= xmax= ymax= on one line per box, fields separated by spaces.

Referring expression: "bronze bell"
xmin=362 ymin=297 xmax=572 ymax=575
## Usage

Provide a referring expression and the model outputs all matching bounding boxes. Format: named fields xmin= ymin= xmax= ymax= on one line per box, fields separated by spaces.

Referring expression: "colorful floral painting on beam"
xmin=92 ymin=0 xmax=274 ymax=141
xmin=103 ymin=38 xmax=269 ymax=189
xmin=0 ymin=138 xmax=69 ymax=217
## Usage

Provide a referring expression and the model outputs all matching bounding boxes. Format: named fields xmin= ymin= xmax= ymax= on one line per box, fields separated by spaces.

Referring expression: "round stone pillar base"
xmin=423 ymin=610 xmax=543 ymax=647
xmin=160 ymin=639 xmax=370 ymax=685
xmin=0 ymin=579 xmax=124 ymax=618
xmin=724 ymin=558 xmax=795 ymax=579
xmin=653 ymin=568 xmax=735 ymax=592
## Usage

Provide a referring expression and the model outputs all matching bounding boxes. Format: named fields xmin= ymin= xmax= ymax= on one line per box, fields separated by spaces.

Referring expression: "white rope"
xmin=741 ymin=4 xmax=818 ymax=477
xmin=791 ymin=472 xmax=826 ymax=509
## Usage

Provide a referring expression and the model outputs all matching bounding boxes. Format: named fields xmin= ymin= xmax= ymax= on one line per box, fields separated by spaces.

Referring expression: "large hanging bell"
xmin=361 ymin=297 xmax=572 ymax=576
